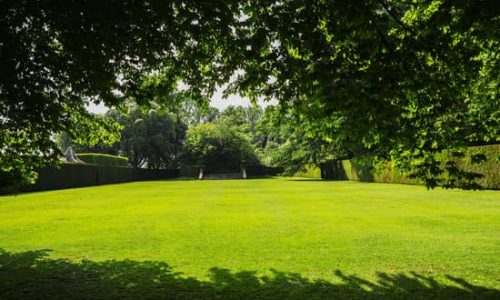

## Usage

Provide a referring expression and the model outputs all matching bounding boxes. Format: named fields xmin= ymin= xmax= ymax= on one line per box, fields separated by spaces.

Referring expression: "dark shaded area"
xmin=0 ymin=249 xmax=497 ymax=300
xmin=349 ymin=160 xmax=375 ymax=182
xmin=321 ymin=159 xmax=374 ymax=182
xmin=246 ymin=165 xmax=284 ymax=177
xmin=19 ymin=164 xmax=179 ymax=193
xmin=320 ymin=160 xmax=348 ymax=180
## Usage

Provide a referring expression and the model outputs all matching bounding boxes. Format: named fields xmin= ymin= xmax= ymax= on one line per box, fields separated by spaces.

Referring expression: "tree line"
xmin=57 ymin=102 xmax=333 ymax=175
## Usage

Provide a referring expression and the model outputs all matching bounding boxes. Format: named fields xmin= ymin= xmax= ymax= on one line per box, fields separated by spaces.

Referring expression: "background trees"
xmin=0 ymin=0 xmax=239 ymax=181
xmin=112 ymin=108 xmax=187 ymax=169
xmin=182 ymin=121 xmax=258 ymax=173
xmin=56 ymin=105 xmax=187 ymax=169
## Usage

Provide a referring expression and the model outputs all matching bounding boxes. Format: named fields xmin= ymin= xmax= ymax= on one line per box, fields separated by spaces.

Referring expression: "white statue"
xmin=64 ymin=146 xmax=84 ymax=163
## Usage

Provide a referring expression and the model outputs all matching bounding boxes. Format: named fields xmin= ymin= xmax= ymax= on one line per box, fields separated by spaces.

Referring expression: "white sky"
xmin=87 ymin=89 xmax=275 ymax=114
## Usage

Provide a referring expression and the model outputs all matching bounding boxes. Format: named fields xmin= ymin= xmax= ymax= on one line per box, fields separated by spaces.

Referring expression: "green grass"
xmin=0 ymin=178 xmax=499 ymax=299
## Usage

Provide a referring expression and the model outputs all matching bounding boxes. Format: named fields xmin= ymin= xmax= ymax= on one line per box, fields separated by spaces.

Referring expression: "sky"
xmin=87 ymin=89 xmax=275 ymax=114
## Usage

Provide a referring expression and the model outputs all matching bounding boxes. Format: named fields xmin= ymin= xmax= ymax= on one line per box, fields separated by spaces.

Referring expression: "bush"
xmin=77 ymin=153 xmax=129 ymax=167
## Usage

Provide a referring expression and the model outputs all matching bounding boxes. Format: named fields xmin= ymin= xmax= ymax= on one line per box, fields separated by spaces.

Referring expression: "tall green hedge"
xmin=320 ymin=144 xmax=499 ymax=189
xmin=19 ymin=164 xmax=179 ymax=193
xmin=77 ymin=153 xmax=129 ymax=167
xmin=439 ymin=144 xmax=500 ymax=189
xmin=293 ymin=165 xmax=321 ymax=178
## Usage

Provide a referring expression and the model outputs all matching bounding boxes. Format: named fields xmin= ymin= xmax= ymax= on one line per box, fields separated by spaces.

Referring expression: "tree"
xmin=0 ymin=0 xmax=240 ymax=182
xmin=110 ymin=107 xmax=187 ymax=169
xmin=1 ymin=1 xmax=498 ymax=188
xmin=220 ymin=106 xmax=263 ymax=145
xmin=224 ymin=0 xmax=499 ymax=188
xmin=176 ymin=101 xmax=221 ymax=126
xmin=182 ymin=122 xmax=258 ymax=173
xmin=256 ymin=106 xmax=348 ymax=175
xmin=55 ymin=131 xmax=120 ymax=156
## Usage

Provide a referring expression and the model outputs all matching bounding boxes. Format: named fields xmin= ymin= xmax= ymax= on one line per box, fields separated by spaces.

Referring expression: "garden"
xmin=1 ymin=1 xmax=499 ymax=299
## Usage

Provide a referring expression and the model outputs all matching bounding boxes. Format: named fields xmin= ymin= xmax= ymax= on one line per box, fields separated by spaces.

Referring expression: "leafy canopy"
xmin=1 ymin=0 xmax=498 ymax=188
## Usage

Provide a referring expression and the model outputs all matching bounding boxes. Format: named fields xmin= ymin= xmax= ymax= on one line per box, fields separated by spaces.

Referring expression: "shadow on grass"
xmin=0 ymin=249 xmax=497 ymax=299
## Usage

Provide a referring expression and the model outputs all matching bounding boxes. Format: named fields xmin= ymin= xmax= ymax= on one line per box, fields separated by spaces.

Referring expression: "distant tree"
xmin=182 ymin=122 xmax=258 ymax=172
xmin=220 ymin=106 xmax=263 ymax=144
xmin=112 ymin=107 xmax=187 ymax=169
xmin=176 ymin=101 xmax=221 ymax=126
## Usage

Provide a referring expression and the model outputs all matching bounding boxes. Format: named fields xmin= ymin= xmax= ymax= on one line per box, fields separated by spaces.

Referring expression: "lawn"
xmin=0 ymin=178 xmax=499 ymax=299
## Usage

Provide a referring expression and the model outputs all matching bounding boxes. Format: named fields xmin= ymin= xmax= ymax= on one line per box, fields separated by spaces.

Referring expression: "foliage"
xmin=256 ymin=106 xmax=349 ymax=175
xmin=1 ymin=179 xmax=499 ymax=290
xmin=0 ymin=0 xmax=240 ymax=181
xmin=56 ymin=132 xmax=120 ymax=155
xmin=321 ymin=144 xmax=500 ymax=189
xmin=439 ymin=144 xmax=500 ymax=190
xmin=1 ymin=1 xmax=498 ymax=188
xmin=182 ymin=122 xmax=258 ymax=172
xmin=220 ymin=105 xmax=263 ymax=144
xmin=110 ymin=106 xmax=187 ymax=169
xmin=0 ymin=170 xmax=27 ymax=195
xmin=293 ymin=165 xmax=321 ymax=179
xmin=77 ymin=153 xmax=129 ymax=167
xmin=176 ymin=100 xmax=221 ymax=126
xmin=226 ymin=0 xmax=499 ymax=188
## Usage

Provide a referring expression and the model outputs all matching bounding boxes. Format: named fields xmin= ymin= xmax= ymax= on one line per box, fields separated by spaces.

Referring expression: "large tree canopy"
xmin=227 ymin=0 xmax=499 ymax=188
xmin=0 ymin=0 xmax=239 ymax=182
xmin=1 ymin=0 xmax=498 ymax=188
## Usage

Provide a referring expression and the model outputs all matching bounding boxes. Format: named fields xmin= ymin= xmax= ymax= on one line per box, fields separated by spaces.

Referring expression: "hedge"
xmin=294 ymin=165 xmax=322 ymax=178
xmin=20 ymin=164 xmax=179 ymax=192
xmin=439 ymin=144 xmax=500 ymax=189
xmin=320 ymin=144 xmax=500 ymax=189
xmin=245 ymin=165 xmax=284 ymax=177
xmin=77 ymin=153 xmax=129 ymax=167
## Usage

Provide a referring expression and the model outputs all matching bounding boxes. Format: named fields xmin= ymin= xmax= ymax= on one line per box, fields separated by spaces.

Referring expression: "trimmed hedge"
xmin=0 ymin=170 xmax=29 ymax=195
xmin=294 ymin=165 xmax=322 ymax=178
xmin=439 ymin=144 xmax=500 ymax=189
xmin=20 ymin=164 xmax=179 ymax=192
xmin=320 ymin=144 xmax=500 ymax=189
xmin=246 ymin=165 xmax=284 ymax=177
xmin=77 ymin=153 xmax=129 ymax=167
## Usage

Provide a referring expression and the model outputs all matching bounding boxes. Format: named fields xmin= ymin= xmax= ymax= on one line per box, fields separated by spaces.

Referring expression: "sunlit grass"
xmin=0 ymin=178 xmax=498 ymax=289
